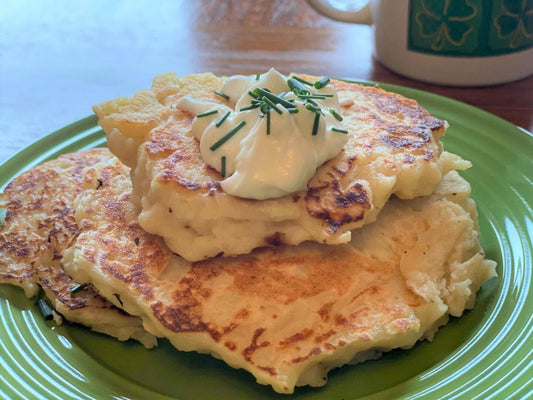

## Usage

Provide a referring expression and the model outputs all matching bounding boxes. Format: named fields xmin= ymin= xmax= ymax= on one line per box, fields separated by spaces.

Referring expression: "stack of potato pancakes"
xmin=0 ymin=72 xmax=496 ymax=394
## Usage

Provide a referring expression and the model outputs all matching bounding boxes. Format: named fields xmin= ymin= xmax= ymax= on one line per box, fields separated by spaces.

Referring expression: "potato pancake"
xmin=0 ymin=149 xmax=156 ymax=347
xmin=62 ymin=155 xmax=496 ymax=394
xmin=93 ymin=72 xmax=469 ymax=261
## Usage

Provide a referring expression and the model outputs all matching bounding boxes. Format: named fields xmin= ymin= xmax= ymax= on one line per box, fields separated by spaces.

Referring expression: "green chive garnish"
xmin=221 ymin=156 xmax=227 ymax=177
xmin=196 ymin=109 xmax=219 ymax=118
xmin=330 ymin=127 xmax=348 ymax=134
xmin=248 ymin=90 xmax=259 ymax=99
xmin=253 ymin=88 xmax=296 ymax=110
xmin=266 ymin=111 xmax=271 ymax=135
xmin=240 ymin=104 xmax=260 ymax=112
xmin=215 ymin=110 xmax=231 ymax=127
xmin=287 ymin=78 xmax=309 ymax=95
xmin=214 ymin=90 xmax=230 ymax=100
xmin=298 ymin=94 xmax=333 ymax=99
xmin=305 ymin=98 xmax=318 ymax=107
xmin=292 ymin=76 xmax=313 ymax=86
xmin=209 ymin=120 xmax=246 ymax=151
xmin=305 ymin=103 xmax=322 ymax=114
xmin=330 ymin=109 xmax=343 ymax=121
xmin=255 ymin=73 xmax=261 ymax=81
xmin=70 ymin=284 xmax=86 ymax=295
xmin=314 ymin=77 xmax=331 ymax=89
xmin=288 ymin=79 xmax=308 ymax=94
xmin=288 ymin=107 xmax=299 ymax=114
xmin=36 ymin=298 xmax=54 ymax=320
xmin=262 ymin=96 xmax=283 ymax=114
xmin=312 ymin=112 xmax=320 ymax=136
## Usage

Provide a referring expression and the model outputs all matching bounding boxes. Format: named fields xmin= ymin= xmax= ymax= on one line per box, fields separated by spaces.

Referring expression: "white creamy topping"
xmin=177 ymin=68 xmax=348 ymax=200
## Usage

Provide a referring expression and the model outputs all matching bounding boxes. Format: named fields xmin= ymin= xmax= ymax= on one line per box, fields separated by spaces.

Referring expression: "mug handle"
xmin=305 ymin=0 xmax=372 ymax=24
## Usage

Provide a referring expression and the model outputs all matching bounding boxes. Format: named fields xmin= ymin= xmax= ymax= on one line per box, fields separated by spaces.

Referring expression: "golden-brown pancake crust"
xmin=0 ymin=149 xmax=155 ymax=346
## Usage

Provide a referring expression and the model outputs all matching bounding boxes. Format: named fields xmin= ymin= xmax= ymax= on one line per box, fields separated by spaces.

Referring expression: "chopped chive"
xmin=314 ymin=76 xmax=331 ymax=89
xmin=287 ymin=78 xmax=309 ymax=95
xmin=70 ymin=284 xmax=86 ymax=295
xmin=266 ymin=111 xmax=270 ymax=135
xmin=36 ymin=298 xmax=54 ymax=320
xmin=196 ymin=109 xmax=219 ymax=118
xmin=253 ymin=88 xmax=296 ymax=110
xmin=221 ymin=156 xmax=227 ymax=177
xmin=311 ymin=112 xmax=320 ymax=136
xmin=292 ymin=76 xmax=314 ymax=86
xmin=214 ymin=90 xmax=230 ymax=100
xmin=288 ymin=107 xmax=299 ymax=114
xmin=215 ymin=110 xmax=231 ymax=127
xmin=305 ymin=98 xmax=318 ymax=107
xmin=330 ymin=109 xmax=343 ymax=121
xmin=31 ymin=286 xmax=44 ymax=303
xmin=262 ymin=96 xmax=283 ymax=114
xmin=248 ymin=90 xmax=259 ymax=99
xmin=298 ymin=94 xmax=333 ymax=99
xmin=305 ymin=103 xmax=322 ymax=113
xmin=255 ymin=73 xmax=261 ymax=81
xmin=330 ymin=126 xmax=348 ymax=134
xmin=209 ymin=121 xmax=246 ymax=151
xmin=239 ymin=104 xmax=260 ymax=112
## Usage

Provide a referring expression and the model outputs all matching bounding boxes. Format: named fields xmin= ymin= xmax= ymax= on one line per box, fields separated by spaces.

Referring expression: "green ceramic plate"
xmin=1 ymin=83 xmax=532 ymax=400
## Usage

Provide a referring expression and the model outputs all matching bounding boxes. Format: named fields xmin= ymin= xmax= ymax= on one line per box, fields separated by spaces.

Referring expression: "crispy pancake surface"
xmin=93 ymin=72 xmax=470 ymax=261
xmin=63 ymin=157 xmax=496 ymax=394
xmin=0 ymin=149 xmax=156 ymax=347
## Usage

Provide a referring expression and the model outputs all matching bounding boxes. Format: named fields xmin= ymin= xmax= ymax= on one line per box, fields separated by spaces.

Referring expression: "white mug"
xmin=306 ymin=0 xmax=533 ymax=86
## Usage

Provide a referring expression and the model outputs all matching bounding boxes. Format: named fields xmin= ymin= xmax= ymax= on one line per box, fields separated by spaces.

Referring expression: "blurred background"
xmin=1 ymin=0 xmax=532 ymax=164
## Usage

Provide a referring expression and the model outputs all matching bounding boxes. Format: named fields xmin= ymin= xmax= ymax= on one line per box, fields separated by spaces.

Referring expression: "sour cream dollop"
xmin=177 ymin=68 xmax=348 ymax=200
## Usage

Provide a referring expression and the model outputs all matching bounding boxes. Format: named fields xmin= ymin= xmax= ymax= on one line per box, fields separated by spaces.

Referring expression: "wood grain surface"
xmin=1 ymin=0 xmax=531 ymax=164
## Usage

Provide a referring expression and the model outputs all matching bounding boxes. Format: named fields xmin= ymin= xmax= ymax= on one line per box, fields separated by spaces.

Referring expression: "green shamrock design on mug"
xmin=494 ymin=0 xmax=533 ymax=48
xmin=415 ymin=0 xmax=478 ymax=51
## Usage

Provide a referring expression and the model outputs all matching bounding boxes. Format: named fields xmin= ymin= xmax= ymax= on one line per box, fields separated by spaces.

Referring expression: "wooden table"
xmin=1 ymin=0 xmax=532 ymax=164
